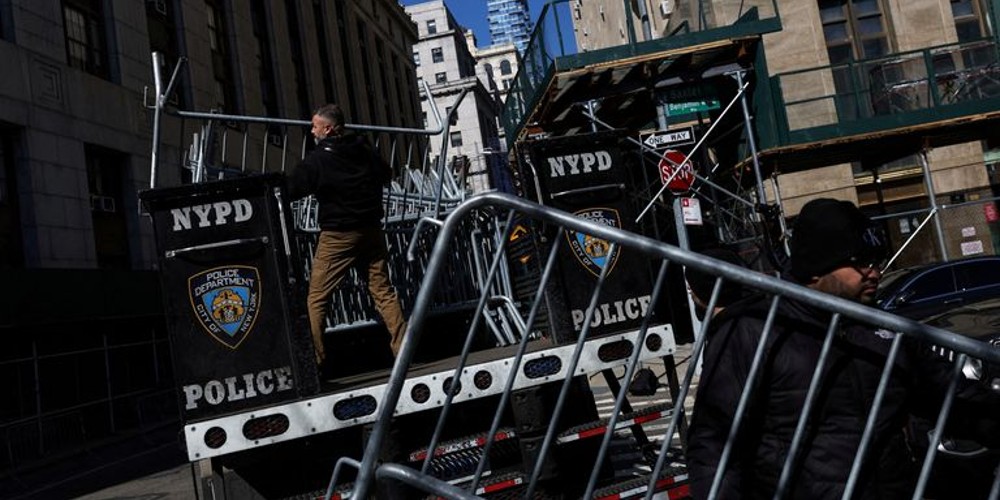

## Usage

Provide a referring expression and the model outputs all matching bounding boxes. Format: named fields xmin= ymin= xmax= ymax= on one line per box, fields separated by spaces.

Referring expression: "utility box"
xmin=140 ymin=174 xmax=318 ymax=422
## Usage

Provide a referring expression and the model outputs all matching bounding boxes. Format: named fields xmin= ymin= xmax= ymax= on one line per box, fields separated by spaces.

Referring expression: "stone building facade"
xmin=0 ymin=0 xmax=420 ymax=271
xmin=407 ymin=0 xmax=503 ymax=193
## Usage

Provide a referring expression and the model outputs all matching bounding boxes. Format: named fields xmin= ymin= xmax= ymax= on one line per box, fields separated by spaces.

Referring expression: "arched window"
xmin=500 ymin=59 xmax=512 ymax=75
xmin=484 ymin=63 xmax=494 ymax=78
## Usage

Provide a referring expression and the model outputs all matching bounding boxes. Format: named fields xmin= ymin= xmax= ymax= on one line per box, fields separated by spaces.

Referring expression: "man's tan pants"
xmin=307 ymin=227 xmax=407 ymax=364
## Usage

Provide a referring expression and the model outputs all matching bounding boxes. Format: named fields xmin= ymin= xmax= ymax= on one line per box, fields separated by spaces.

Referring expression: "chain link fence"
xmin=872 ymin=189 xmax=1000 ymax=273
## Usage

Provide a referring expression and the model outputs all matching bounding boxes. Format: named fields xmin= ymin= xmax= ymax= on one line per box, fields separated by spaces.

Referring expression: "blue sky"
xmin=399 ymin=0 xmax=551 ymax=48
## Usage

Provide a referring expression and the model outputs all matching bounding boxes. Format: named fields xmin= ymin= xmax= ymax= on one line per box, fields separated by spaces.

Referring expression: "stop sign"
xmin=659 ymin=149 xmax=694 ymax=192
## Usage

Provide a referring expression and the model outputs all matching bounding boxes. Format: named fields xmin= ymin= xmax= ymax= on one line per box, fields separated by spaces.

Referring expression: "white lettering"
xmin=624 ymin=298 xmax=640 ymax=318
xmin=565 ymin=155 xmax=580 ymax=174
xmin=242 ymin=373 xmax=258 ymax=399
xmin=225 ymin=376 xmax=245 ymax=401
xmin=548 ymin=157 xmax=566 ymax=177
xmin=275 ymin=367 xmax=294 ymax=391
xmin=638 ymin=296 xmax=651 ymax=317
xmin=192 ymin=204 xmax=213 ymax=228
xmin=183 ymin=384 xmax=203 ymax=410
xmin=233 ymin=199 xmax=253 ymax=222
xmin=171 ymin=207 xmax=192 ymax=231
xmin=181 ymin=366 xmax=294 ymax=411
xmin=213 ymin=201 xmax=233 ymax=225
xmin=596 ymin=151 xmax=612 ymax=171
xmin=169 ymin=199 xmax=254 ymax=232
xmin=599 ymin=302 xmax=616 ymax=324
xmin=205 ymin=380 xmax=226 ymax=405
xmin=547 ymin=152 xmax=614 ymax=178
xmin=257 ymin=370 xmax=275 ymax=395
xmin=571 ymin=295 xmax=653 ymax=331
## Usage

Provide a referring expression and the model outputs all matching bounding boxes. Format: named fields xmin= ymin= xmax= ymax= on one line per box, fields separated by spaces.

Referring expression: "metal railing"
xmin=145 ymin=53 xmax=523 ymax=341
xmin=336 ymin=192 xmax=1000 ymax=499
xmin=0 ymin=325 xmax=173 ymax=473
xmin=771 ymin=38 xmax=1000 ymax=143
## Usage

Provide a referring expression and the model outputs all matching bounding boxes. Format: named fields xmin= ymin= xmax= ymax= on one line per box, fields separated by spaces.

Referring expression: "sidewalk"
xmin=74 ymin=463 xmax=195 ymax=500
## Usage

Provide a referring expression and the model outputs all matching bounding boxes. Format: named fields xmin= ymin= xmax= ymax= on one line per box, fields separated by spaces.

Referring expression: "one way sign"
xmin=640 ymin=127 xmax=695 ymax=150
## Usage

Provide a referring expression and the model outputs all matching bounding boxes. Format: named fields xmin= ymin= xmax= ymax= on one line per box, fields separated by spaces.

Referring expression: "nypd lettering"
xmin=547 ymin=150 xmax=612 ymax=177
xmin=189 ymin=266 xmax=261 ymax=349
xmin=572 ymin=296 xmax=652 ymax=331
xmin=567 ymin=208 xmax=621 ymax=277
xmin=183 ymin=366 xmax=294 ymax=410
xmin=170 ymin=199 xmax=253 ymax=231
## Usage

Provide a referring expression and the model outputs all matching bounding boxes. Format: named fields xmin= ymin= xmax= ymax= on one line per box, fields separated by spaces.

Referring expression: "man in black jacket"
xmin=687 ymin=198 xmax=999 ymax=499
xmin=287 ymin=104 xmax=407 ymax=368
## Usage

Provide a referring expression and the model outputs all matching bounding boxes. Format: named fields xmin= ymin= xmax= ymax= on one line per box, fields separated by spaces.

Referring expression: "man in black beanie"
xmin=788 ymin=198 xmax=887 ymax=305
xmin=686 ymin=198 xmax=999 ymax=500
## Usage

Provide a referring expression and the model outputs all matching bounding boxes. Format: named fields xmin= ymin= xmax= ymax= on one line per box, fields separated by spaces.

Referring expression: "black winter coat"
xmin=687 ymin=294 xmax=998 ymax=500
xmin=287 ymin=133 xmax=391 ymax=231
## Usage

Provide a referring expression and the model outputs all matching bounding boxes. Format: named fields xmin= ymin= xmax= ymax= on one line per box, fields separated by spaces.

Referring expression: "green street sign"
xmin=667 ymin=100 xmax=720 ymax=116
xmin=663 ymin=83 xmax=720 ymax=117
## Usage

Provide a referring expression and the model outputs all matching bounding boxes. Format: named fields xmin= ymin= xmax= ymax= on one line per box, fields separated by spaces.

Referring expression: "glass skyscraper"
xmin=487 ymin=0 xmax=531 ymax=54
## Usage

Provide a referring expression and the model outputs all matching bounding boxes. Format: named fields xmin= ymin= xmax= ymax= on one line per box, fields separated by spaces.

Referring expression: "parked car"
xmin=876 ymin=255 xmax=1000 ymax=320
xmin=902 ymin=295 xmax=1000 ymax=498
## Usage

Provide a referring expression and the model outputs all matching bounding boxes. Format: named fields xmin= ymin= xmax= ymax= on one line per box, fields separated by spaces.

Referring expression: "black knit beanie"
xmin=790 ymin=198 xmax=886 ymax=281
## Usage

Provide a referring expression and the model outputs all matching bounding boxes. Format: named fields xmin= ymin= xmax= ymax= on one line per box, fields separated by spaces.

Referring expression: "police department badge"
xmin=566 ymin=208 xmax=621 ymax=277
xmin=188 ymin=266 xmax=261 ymax=349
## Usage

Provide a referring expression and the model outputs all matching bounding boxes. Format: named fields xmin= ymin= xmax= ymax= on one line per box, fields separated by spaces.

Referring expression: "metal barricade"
xmin=146 ymin=53 xmax=519 ymax=339
xmin=335 ymin=192 xmax=1000 ymax=500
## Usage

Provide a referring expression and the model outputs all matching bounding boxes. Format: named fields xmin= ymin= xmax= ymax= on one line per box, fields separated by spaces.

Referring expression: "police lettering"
xmin=548 ymin=151 xmax=613 ymax=177
xmin=183 ymin=366 xmax=294 ymax=410
xmin=571 ymin=295 xmax=652 ymax=331
xmin=170 ymin=199 xmax=253 ymax=231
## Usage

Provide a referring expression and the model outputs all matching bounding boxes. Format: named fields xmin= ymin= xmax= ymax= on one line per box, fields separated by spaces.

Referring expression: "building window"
xmin=503 ymin=78 xmax=512 ymax=90
xmin=206 ymin=0 xmax=237 ymax=112
xmin=86 ymin=145 xmax=131 ymax=270
xmin=820 ymin=0 xmax=890 ymax=119
xmin=207 ymin=2 xmax=220 ymax=50
xmin=357 ymin=19 xmax=377 ymax=124
xmin=819 ymin=0 xmax=889 ymax=64
xmin=427 ymin=19 xmax=437 ymax=35
xmin=500 ymin=59 xmax=513 ymax=75
xmin=250 ymin=0 xmax=279 ymax=122
xmin=422 ymin=112 xmax=427 ymax=128
xmin=312 ymin=0 xmax=337 ymax=104
xmin=63 ymin=0 xmax=109 ymax=78
xmin=413 ymin=51 xmax=420 ymax=66
xmin=435 ymin=72 xmax=447 ymax=84
xmin=445 ymin=106 xmax=458 ymax=126
xmin=952 ymin=0 xmax=987 ymax=42
xmin=432 ymin=47 xmax=444 ymax=63
xmin=450 ymin=131 xmax=463 ymax=147
xmin=0 ymin=1 xmax=10 ymax=41
xmin=0 ymin=130 xmax=23 ymax=268
xmin=376 ymin=38 xmax=390 ymax=125
xmin=146 ymin=0 xmax=185 ymax=105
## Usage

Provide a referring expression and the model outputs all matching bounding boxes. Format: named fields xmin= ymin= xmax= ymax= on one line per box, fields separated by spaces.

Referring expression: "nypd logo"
xmin=189 ymin=266 xmax=261 ymax=349
xmin=567 ymin=208 xmax=621 ymax=277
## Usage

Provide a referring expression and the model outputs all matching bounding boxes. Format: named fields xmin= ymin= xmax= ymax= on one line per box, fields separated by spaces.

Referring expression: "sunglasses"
xmin=847 ymin=255 xmax=887 ymax=275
